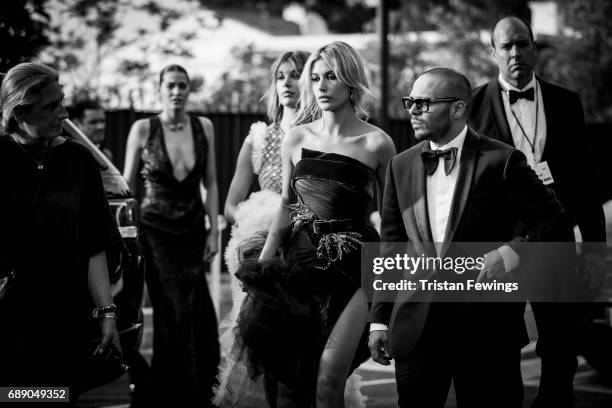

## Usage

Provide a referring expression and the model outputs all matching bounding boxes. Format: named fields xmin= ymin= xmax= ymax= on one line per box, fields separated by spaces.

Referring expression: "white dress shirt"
xmin=370 ymin=127 xmax=466 ymax=333
xmin=427 ymin=126 xmax=467 ymax=246
xmin=498 ymin=73 xmax=547 ymax=167
xmin=370 ymin=125 xmax=517 ymax=333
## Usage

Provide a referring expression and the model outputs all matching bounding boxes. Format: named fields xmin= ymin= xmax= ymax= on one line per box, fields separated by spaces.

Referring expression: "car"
xmin=62 ymin=118 xmax=146 ymax=390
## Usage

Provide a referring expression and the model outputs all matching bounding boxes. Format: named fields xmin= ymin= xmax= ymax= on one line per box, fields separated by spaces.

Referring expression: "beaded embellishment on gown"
xmin=230 ymin=148 xmax=377 ymax=407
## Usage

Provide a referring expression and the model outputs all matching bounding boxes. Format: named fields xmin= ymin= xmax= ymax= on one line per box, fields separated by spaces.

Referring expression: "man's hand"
xmin=368 ymin=330 xmax=391 ymax=365
xmin=476 ymin=250 xmax=506 ymax=283
xmin=581 ymin=253 xmax=607 ymax=292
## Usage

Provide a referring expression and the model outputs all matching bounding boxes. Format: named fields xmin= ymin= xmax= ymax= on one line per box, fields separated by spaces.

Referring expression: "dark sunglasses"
xmin=402 ymin=96 xmax=463 ymax=113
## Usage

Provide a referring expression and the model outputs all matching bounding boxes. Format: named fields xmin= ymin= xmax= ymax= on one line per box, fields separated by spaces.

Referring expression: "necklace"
xmin=168 ymin=121 xmax=185 ymax=131
xmin=11 ymin=135 xmax=50 ymax=170
xmin=161 ymin=115 xmax=187 ymax=132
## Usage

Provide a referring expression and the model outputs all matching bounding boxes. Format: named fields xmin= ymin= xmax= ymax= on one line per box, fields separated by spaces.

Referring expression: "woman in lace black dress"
xmin=123 ymin=65 xmax=220 ymax=407
xmin=236 ymin=42 xmax=396 ymax=407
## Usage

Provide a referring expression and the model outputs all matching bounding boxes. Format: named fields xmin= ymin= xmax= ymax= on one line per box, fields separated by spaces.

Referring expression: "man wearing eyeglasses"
xmin=469 ymin=16 xmax=607 ymax=408
xmin=368 ymin=68 xmax=569 ymax=407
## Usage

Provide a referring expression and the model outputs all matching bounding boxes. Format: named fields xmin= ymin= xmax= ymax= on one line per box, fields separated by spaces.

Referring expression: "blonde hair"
xmin=0 ymin=63 xmax=59 ymax=135
xmin=263 ymin=51 xmax=310 ymax=124
xmin=294 ymin=41 xmax=374 ymax=126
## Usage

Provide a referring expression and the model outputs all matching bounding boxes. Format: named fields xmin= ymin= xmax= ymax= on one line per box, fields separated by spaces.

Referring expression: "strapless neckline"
xmin=300 ymin=148 xmax=375 ymax=174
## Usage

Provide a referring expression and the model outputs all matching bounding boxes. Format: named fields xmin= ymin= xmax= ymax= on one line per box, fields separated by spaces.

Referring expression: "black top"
xmin=292 ymin=148 xmax=375 ymax=226
xmin=139 ymin=115 xmax=209 ymax=234
xmin=0 ymin=136 xmax=121 ymax=384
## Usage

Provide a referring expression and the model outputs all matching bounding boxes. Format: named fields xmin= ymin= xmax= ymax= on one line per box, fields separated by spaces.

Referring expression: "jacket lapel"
xmin=441 ymin=130 xmax=479 ymax=256
xmin=412 ymin=144 xmax=434 ymax=249
xmin=488 ymin=80 xmax=514 ymax=146
xmin=537 ymin=77 xmax=552 ymax=161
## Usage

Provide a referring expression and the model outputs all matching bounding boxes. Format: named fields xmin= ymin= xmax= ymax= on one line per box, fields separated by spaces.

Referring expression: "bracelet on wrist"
xmin=102 ymin=312 xmax=117 ymax=320
xmin=92 ymin=303 xmax=117 ymax=319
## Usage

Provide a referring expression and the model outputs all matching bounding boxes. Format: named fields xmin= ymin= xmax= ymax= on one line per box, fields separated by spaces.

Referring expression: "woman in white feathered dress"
xmin=214 ymin=51 xmax=309 ymax=407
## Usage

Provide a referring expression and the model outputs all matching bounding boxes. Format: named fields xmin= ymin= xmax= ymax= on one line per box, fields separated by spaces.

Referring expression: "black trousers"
xmin=394 ymin=304 xmax=524 ymax=408
xmin=530 ymin=301 xmax=579 ymax=408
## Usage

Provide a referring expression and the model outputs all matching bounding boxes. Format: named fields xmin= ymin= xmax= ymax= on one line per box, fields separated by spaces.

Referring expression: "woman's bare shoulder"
xmin=286 ymin=120 xmax=317 ymax=147
xmin=197 ymin=116 xmax=215 ymax=140
xmin=360 ymin=123 xmax=395 ymax=159
xmin=128 ymin=118 xmax=151 ymax=146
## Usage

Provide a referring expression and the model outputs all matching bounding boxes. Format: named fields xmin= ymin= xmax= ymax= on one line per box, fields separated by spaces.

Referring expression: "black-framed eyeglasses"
xmin=401 ymin=96 xmax=463 ymax=113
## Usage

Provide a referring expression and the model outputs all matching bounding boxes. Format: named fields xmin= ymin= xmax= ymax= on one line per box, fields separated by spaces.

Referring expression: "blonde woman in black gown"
xmin=235 ymin=42 xmax=396 ymax=407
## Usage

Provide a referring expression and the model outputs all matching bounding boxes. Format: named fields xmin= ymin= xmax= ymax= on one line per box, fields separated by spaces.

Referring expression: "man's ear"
xmin=489 ymin=46 xmax=496 ymax=63
xmin=451 ymin=101 xmax=466 ymax=119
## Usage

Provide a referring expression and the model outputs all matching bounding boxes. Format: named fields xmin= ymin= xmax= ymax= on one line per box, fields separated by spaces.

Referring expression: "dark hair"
xmin=159 ymin=64 xmax=190 ymax=86
xmin=264 ymin=51 xmax=310 ymax=124
xmin=490 ymin=15 xmax=535 ymax=47
xmin=70 ymin=99 xmax=101 ymax=121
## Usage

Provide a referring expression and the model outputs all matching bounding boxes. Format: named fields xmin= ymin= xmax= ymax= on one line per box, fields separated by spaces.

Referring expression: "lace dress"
xmin=226 ymin=148 xmax=377 ymax=407
xmin=139 ymin=115 xmax=220 ymax=407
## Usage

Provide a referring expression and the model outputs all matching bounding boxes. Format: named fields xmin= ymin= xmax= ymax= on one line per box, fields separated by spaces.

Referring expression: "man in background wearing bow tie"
xmin=470 ymin=15 xmax=607 ymax=408
xmin=369 ymin=68 xmax=569 ymax=407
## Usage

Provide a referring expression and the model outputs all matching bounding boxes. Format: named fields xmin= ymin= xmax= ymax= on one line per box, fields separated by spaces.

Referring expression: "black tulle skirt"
xmin=234 ymin=223 xmax=377 ymax=405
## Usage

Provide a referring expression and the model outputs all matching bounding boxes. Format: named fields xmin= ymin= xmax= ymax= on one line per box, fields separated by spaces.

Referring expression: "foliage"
xmin=538 ymin=0 xmax=612 ymax=122
xmin=38 ymin=0 xmax=192 ymax=107
xmin=0 ymin=0 xmax=50 ymax=72
xmin=361 ymin=35 xmax=429 ymax=119
xmin=40 ymin=0 xmax=132 ymax=103
xmin=425 ymin=0 xmax=497 ymax=87
xmin=199 ymin=0 xmax=374 ymax=33
xmin=363 ymin=0 xmax=499 ymax=119
xmin=194 ymin=44 xmax=273 ymax=113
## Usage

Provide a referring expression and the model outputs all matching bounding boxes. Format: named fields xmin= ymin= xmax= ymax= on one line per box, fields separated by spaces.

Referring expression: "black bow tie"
xmin=421 ymin=147 xmax=458 ymax=176
xmin=508 ymin=88 xmax=534 ymax=104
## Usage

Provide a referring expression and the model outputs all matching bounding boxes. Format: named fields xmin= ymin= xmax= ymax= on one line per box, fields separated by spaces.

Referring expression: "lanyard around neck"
xmin=507 ymin=81 xmax=539 ymax=157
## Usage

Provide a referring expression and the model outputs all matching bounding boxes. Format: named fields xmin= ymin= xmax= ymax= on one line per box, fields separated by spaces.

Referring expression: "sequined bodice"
xmin=139 ymin=115 xmax=208 ymax=233
xmin=252 ymin=123 xmax=283 ymax=194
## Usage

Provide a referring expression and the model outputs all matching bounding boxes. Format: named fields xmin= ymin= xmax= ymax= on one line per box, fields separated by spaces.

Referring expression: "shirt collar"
xmin=498 ymin=73 xmax=536 ymax=92
xmin=430 ymin=125 xmax=468 ymax=151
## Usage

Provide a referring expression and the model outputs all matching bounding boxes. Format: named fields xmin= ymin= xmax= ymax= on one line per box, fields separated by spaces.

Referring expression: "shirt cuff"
xmin=370 ymin=323 xmax=388 ymax=332
xmin=498 ymin=245 xmax=520 ymax=273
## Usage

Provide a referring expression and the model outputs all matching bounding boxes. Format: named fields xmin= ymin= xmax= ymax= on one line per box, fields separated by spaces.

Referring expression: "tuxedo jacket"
xmin=470 ymin=78 xmax=605 ymax=249
xmin=369 ymin=129 xmax=569 ymax=359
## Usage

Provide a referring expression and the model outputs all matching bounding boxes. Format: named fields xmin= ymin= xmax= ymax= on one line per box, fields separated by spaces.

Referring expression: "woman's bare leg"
xmin=316 ymin=289 xmax=368 ymax=408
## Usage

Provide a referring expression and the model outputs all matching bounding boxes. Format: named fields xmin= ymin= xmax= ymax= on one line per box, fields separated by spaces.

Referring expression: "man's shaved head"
xmin=490 ymin=16 xmax=534 ymax=48
xmin=421 ymin=68 xmax=472 ymax=108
